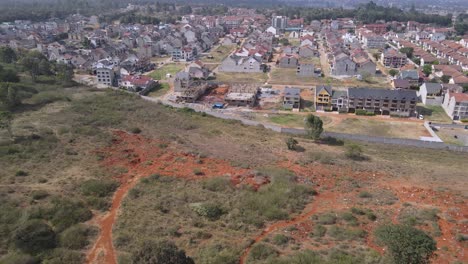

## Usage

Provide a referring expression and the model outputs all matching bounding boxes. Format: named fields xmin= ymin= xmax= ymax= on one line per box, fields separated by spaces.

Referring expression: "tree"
xmin=375 ymin=224 xmax=436 ymax=264
xmin=56 ymin=63 xmax=74 ymax=86
xmin=0 ymin=83 xmax=21 ymax=110
xmin=422 ymin=64 xmax=432 ymax=77
xmin=0 ymin=46 xmax=17 ymax=63
xmin=463 ymin=85 xmax=468 ymax=93
xmin=399 ymin=47 xmax=414 ymax=59
xmin=388 ymin=69 xmax=398 ymax=77
xmin=372 ymin=52 xmax=380 ymax=62
xmin=286 ymin=137 xmax=298 ymax=150
xmin=132 ymin=240 xmax=194 ymax=264
xmin=0 ymin=69 xmax=20 ymax=82
xmin=304 ymin=114 xmax=323 ymax=140
xmin=440 ymin=75 xmax=451 ymax=84
xmin=13 ymin=220 xmax=56 ymax=255
xmin=0 ymin=111 xmax=13 ymax=138
xmin=279 ymin=38 xmax=289 ymax=46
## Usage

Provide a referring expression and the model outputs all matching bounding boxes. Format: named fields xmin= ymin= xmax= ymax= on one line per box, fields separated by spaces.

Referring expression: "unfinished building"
xmin=224 ymin=84 xmax=259 ymax=107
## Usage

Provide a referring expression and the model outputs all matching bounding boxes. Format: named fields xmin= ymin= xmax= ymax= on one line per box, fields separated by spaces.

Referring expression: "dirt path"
xmin=86 ymin=173 xmax=144 ymax=264
xmin=239 ymin=191 xmax=337 ymax=264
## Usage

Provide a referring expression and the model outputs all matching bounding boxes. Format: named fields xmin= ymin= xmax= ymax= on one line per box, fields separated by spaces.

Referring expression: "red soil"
xmin=86 ymin=131 xmax=258 ymax=264
xmin=85 ymin=131 xmax=467 ymax=264
xmin=239 ymin=162 xmax=467 ymax=264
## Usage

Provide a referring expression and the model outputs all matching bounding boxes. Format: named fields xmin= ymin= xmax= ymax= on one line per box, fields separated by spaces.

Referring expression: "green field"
xmin=201 ymin=45 xmax=236 ymax=64
xmin=417 ymin=105 xmax=452 ymax=123
xmin=215 ymin=72 xmax=268 ymax=84
xmin=147 ymin=83 xmax=170 ymax=98
xmin=148 ymin=63 xmax=185 ymax=80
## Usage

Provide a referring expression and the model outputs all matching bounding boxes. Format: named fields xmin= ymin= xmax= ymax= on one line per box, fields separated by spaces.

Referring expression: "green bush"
xmin=190 ymin=203 xmax=225 ymax=221
xmin=272 ymin=234 xmax=290 ymax=246
xmin=31 ymin=190 xmax=49 ymax=200
xmin=60 ymin=224 xmax=96 ymax=250
xmin=81 ymin=179 xmax=118 ymax=197
xmin=132 ymin=240 xmax=194 ymax=264
xmin=317 ymin=213 xmax=337 ymax=225
xmin=328 ymin=226 xmax=367 ymax=240
xmin=130 ymin=127 xmax=142 ymax=134
xmin=202 ymin=177 xmax=231 ymax=192
xmin=15 ymin=170 xmax=28 ymax=176
xmin=197 ymin=244 xmax=239 ymax=264
xmin=345 ymin=144 xmax=365 ymax=161
xmin=37 ymin=198 xmax=93 ymax=232
xmin=248 ymin=243 xmax=278 ymax=261
xmin=374 ymin=224 xmax=436 ymax=264
xmin=359 ymin=191 xmax=372 ymax=198
xmin=42 ymin=248 xmax=84 ymax=264
xmin=13 ymin=220 xmax=56 ymax=255
xmin=0 ymin=253 xmax=38 ymax=264
xmin=85 ymin=196 xmax=111 ymax=211
xmin=312 ymin=224 xmax=327 ymax=237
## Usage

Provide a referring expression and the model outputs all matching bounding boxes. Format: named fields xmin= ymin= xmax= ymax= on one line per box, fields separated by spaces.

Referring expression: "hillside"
xmin=1 ymin=76 xmax=467 ymax=264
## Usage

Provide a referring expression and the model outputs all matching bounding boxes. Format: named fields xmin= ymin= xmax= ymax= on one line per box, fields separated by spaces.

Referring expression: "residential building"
xmin=297 ymin=63 xmax=315 ymax=77
xmin=120 ymin=75 xmax=157 ymax=93
xmin=283 ymin=87 xmax=301 ymax=109
xmin=331 ymin=90 xmax=349 ymax=112
xmin=219 ymin=55 xmax=262 ymax=73
xmin=315 ymin=85 xmax=332 ymax=111
xmin=347 ymin=88 xmax=417 ymax=116
xmin=95 ymin=59 xmax=119 ymax=87
xmin=381 ymin=49 xmax=407 ymax=68
xmin=224 ymin=84 xmax=258 ymax=107
xmin=442 ymin=92 xmax=468 ymax=120
xmin=278 ymin=54 xmax=299 ymax=68
xmin=398 ymin=70 xmax=420 ymax=87
xmin=392 ymin=79 xmax=411 ymax=90
xmin=331 ymin=53 xmax=356 ymax=76
xmin=419 ymin=83 xmax=442 ymax=105
xmin=272 ymin=16 xmax=288 ymax=30
xmin=174 ymin=72 xmax=192 ymax=92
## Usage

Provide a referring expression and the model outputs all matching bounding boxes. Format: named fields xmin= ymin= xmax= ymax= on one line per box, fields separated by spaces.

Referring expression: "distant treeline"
xmin=267 ymin=1 xmax=453 ymax=26
xmin=0 ymin=0 xmax=453 ymax=27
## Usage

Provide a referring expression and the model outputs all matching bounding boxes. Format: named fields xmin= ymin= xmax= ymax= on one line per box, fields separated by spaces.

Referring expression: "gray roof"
xmin=348 ymin=88 xmax=417 ymax=100
xmin=421 ymin=83 xmax=442 ymax=94
xmin=332 ymin=90 xmax=347 ymax=99
xmin=284 ymin=87 xmax=301 ymax=97
xmin=316 ymin=85 xmax=332 ymax=96
xmin=399 ymin=70 xmax=419 ymax=80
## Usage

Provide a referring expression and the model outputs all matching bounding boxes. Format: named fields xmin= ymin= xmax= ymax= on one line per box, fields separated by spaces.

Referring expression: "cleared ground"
xmin=147 ymin=83 xmax=170 ymax=98
xmin=147 ymin=63 xmax=185 ymax=80
xmin=201 ymin=45 xmax=236 ymax=64
xmin=215 ymin=72 xmax=268 ymax=84
xmin=417 ymin=105 xmax=452 ymax=124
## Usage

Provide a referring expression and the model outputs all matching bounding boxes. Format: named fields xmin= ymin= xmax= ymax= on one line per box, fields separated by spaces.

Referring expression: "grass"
xmin=269 ymin=114 xmax=305 ymax=127
xmin=215 ymin=72 xmax=268 ymax=84
xmin=147 ymin=83 xmax=170 ymax=98
xmin=417 ymin=105 xmax=452 ymax=123
xmin=147 ymin=63 xmax=185 ymax=80
xmin=201 ymin=45 xmax=236 ymax=64
xmin=324 ymin=117 xmax=427 ymax=140
xmin=435 ymin=127 xmax=468 ymax=146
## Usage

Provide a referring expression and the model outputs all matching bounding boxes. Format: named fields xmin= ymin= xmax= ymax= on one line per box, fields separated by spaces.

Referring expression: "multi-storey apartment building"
xmin=443 ymin=92 xmax=468 ymax=120
xmin=381 ymin=49 xmax=407 ymax=68
xmin=347 ymin=88 xmax=417 ymax=116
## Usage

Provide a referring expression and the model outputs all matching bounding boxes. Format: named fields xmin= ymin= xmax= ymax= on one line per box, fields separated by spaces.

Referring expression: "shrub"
xmin=193 ymin=168 xmax=204 ymax=176
xmin=197 ymin=244 xmax=238 ymax=264
xmin=46 ymin=198 xmax=93 ymax=232
xmin=0 ymin=253 xmax=38 ymax=264
xmin=42 ymin=248 xmax=83 ymax=264
xmin=13 ymin=220 xmax=56 ymax=255
xmin=340 ymin=212 xmax=358 ymax=223
xmin=31 ymin=190 xmax=49 ymax=200
xmin=328 ymin=226 xmax=367 ymax=240
xmin=132 ymin=240 xmax=194 ymax=264
xmin=85 ymin=196 xmax=111 ymax=211
xmin=272 ymin=234 xmax=290 ymax=246
xmin=202 ymin=177 xmax=231 ymax=192
xmin=248 ymin=243 xmax=278 ymax=261
xmin=190 ymin=203 xmax=225 ymax=221
xmin=15 ymin=170 xmax=28 ymax=176
xmin=81 ymin=179 xmax=118 ymax=197
xmin=374 ymin=224 xmax=436 ymax=264
xmin=286 ymin=137 xmax=298 ymax=150
xmin=312 ymin=225 xmax=327 ymax=237
xmin=351 ymin=207 xmax=366 ymax=215
xmin=359 ymin=191 xmax=372 ymax=198
xmin=317 ymin=213 xmax=337 ymax=225
xmin=60 ymin=224 xmax=95 ymax=250
xmin=130 ymin=127 xmax=142 ymax=134
xmin=345 ymin=144 xmax=365 ymax=161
